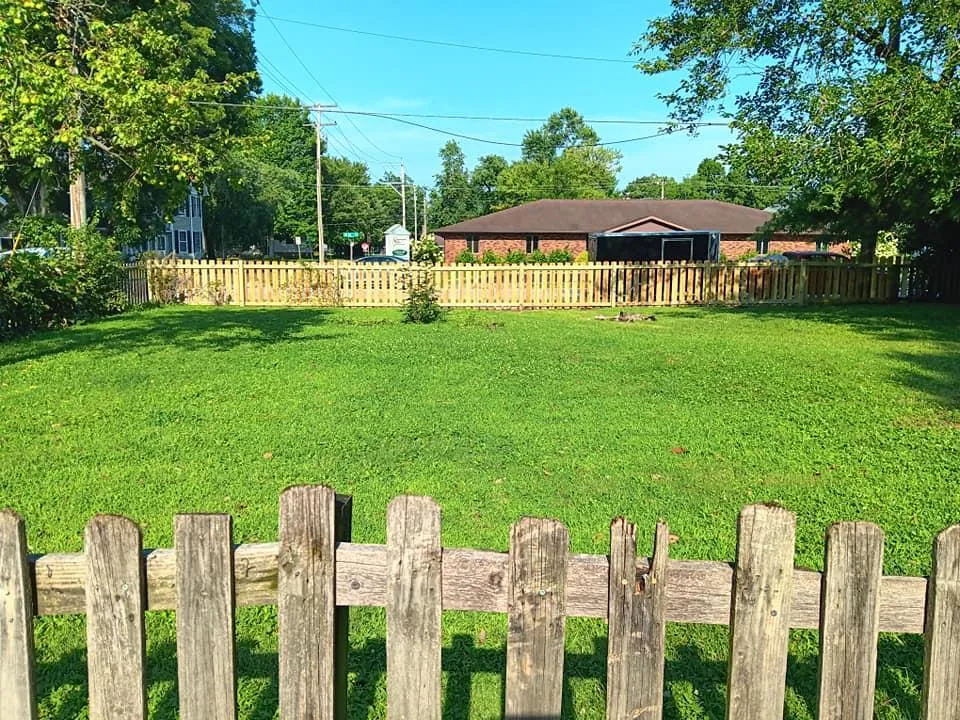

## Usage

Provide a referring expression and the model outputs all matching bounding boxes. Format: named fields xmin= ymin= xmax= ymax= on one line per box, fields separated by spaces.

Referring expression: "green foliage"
xmin=454 ymin=250 xmax=478 ymax=264
xmin=638 ymin=0 xmax=960 ymax=256
xmin=402 ymin=271 xmax=443 ymax=324
xmin=528 ymin=249 xmax=548 ymax=263
xmin=13 ymin=215 xmax=67 ymax=247
xmin=574 ymin=250 xmax=590 ymax=264
xmin=0 ymin=226 xmax=125 ymax=338
xmin=504 ymin=249 xmax=527 ymax=264
xmin=481 ymin=250 xmax=503 ymax=265
xmin=547 ymin=248 xmax=574 ymax=263
xmin=429 ymin=141 xmax=473 ymax=228
xmin=412 ymin=235 xmax=443 ymax=265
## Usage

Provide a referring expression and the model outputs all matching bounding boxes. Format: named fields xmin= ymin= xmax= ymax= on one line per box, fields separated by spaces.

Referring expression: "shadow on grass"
xmin=672 ymin=303 xmax=960 ymax=411
xmin=0 ymin=307 xmax=343 ymax=367
xmin=35 ymin=630 xmax=924 ymax=719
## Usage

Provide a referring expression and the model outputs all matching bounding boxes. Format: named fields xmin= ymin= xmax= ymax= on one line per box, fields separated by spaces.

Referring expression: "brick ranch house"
xmin=436 ymin=199 xmax=825 ymax=264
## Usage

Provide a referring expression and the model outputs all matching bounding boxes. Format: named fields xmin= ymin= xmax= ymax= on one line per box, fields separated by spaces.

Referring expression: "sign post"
xmin=342 ymin=231 xmax=363 ymax=262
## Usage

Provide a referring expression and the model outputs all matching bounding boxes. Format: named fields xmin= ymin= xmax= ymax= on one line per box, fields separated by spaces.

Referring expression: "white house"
xmin=137 ymin=186 xmax=206 ymax=258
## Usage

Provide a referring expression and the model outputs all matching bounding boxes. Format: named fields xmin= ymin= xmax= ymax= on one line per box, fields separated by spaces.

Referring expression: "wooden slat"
xmin=0 ymin=510 xmax=36 ymax=720
xmin=726 ymin=505 xmax=796 ymax=720
xmin=85 ymin=516 xmax=146 ymax=720
xmin=175 ymin=514 xmax=236 ymax=720
xmin=817 ymin=522 xmax=883 ymax=720
xmin=27 ymin=544 xmax=928 ymax=632
xmin=921 ymin=525 xmax=960 ymax=719
xmin=386 ymin=497 xmax=442 ymax=720
xmin=278 ymin=486 xmax=337 ymax=720
xmin=505 ymin=518 xmax=568 ymax=719
xmin=607 ymin=520 xmax=668 ymax=720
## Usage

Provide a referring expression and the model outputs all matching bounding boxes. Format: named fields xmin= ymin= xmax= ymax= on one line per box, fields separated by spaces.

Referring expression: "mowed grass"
xmin=2 ymin=303 xmax=959 ymax=719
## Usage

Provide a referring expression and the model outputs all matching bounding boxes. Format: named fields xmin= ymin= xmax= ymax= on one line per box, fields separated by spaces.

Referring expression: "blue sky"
xmin=251 ymin=0 xmax=736 ymax=188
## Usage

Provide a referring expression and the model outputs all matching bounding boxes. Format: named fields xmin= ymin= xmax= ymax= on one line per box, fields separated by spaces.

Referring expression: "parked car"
xmin=744 ymin=253 xmax=790 ymax=264
xmin=356 ymin=255 xmax=405 ymax=264
xmin=781 ymin=250 xmax=850 ymax=262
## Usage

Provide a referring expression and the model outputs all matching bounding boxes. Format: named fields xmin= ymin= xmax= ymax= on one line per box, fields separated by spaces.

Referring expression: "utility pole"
xmin=423 ymin=192 xmax=428 ymax=239
xmin=413 ymin=185 xmax=418 ymax=243
xmin=660 ymin=177 xmax=665 ymax=200
xmin=400 ymin=159 xmax=407 ymax=230
xmin=312 ymin=103 xmax=336 ymax=263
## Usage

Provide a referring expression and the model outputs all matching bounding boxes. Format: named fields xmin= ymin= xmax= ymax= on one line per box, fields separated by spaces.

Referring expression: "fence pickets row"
xmin=4 ymin=491 xmax=960 ymax=718
xmin=120 ymin=258 xmax=950 ymax=309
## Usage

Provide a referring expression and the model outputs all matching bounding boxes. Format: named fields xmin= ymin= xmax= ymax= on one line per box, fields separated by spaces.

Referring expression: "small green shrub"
xmin=402 ymin=270 xmax=443 ymax=324
xmin=454 ymin=250 xmax=478 ymax=264
xmin=528 ymin=249 xmax=548 ymax=263
xmin=547 ymin=248 xmax=574 ymax=263
xmin=574 ymin=250 xmax=590 ymax=264
xmin=481 ymin=250 xmax=503 ymax=265
xmin=504 ymin=249 xmax=527 ymax=264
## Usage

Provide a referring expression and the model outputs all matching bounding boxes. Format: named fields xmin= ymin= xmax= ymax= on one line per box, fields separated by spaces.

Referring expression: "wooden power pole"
xmin=312 ymin=104 xmax=336 ymax=263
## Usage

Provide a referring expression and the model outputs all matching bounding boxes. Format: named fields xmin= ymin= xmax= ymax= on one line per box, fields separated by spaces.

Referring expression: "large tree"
xmin=0 ymin=0 xmax=253 ymax=232
xmin=637 ymin=0 xmax=960 ymax=257
xmin=429 ymin=141 xmax=473 ymax=228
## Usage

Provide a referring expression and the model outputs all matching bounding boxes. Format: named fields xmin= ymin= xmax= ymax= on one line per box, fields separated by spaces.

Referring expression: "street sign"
xmin=294 ymin=236 xmax=302 ymax=245
xmin=342 ymin=231 xmax=362 ymax=239
xmin=361 ymin=242 xmax=370 ymax=252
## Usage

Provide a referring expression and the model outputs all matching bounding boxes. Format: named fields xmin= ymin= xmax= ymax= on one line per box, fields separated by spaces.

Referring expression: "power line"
xmin=253 ymin=1 xmax=401 ymax=161
xmin=327 ymin=110 xmax=730 ymax=127
xmin=261 ymin=13 xmax=637 ymax=65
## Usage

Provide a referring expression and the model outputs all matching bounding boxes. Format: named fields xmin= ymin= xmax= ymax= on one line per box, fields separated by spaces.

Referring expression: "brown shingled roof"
xmin=434 ymin=199 xmax=778 ymax=235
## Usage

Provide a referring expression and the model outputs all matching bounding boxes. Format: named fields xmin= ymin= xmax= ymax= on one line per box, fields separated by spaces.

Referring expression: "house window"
xmin=193 ymin=231 xmax=203 ymax=256
xmin=178 ymin=231 xmax=189 ymax=254
xmin=190 ymin=194 xmax=202 ymax=218
xmin=466 ymin=235 xmax=479 ymax=253
xmin=525 ymin=235 xmax=540 ymax=253
xmin=756 ymin=238 xmax=770 ymax=254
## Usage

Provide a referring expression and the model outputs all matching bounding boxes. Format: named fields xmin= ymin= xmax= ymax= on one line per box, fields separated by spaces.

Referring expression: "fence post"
xmin=334 ymin=495 xmax=352 ymax=720
xmin=799 ymin=261 xmax=809 ymax=305
xmin=505 ymin=518 xmax=568 ymax=718
xmin=0 ymin=511 xmax=37 ymax=720
xmin=237 ymin=259 xmax=247 ymax=307
xmin=607 ymin=520 xmax=669 ymax=720
xmin=920 ymin=525 xmax=960 ymax=719
xmin=727 ymin=504 xmax=796 ymax=720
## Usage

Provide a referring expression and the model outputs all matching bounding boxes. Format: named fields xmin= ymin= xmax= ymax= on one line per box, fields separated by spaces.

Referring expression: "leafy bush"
xmin=0 ymin=225 xmax=126 ymax=339
xmin=547 ymin=248 xmax=574 ymax=263
xmin=454 ymin=250 xmax=478 ymax=264
xmin=412 ymin=234 xmax=443 ymax=264
xmin=504 ymin=249 xmax=527 ymax=264
xmin=574 ymin=250 xmax=590 ymax=264
xmin=481 ymin=250 xmax=503 ymax=265
xmin=402 ymin=270 xmax=443 ymax=324
xmin=528 ymin=249 xmax=548 ymax=263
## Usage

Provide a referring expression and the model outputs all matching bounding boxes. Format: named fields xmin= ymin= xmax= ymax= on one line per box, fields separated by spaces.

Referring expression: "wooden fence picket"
xmin=921 ymin=525 xmax=960 ymax=719
xmin=278 ymin=486 xmax=337 ymax=720
xmin=0 ymin=510 xmax=37 ymax=720
xmin=505 ymin=517 xmax=569 ymax=719
xmin=606 ymin=520 xmax=669 ymax=720
xmin=726 ymin=505 xmax=796 ymax=720
xmin=175 ymin=514 xmax=237 ymax=720
xmin=386 ymin=497 xmax=443 ymax=720
xmin=85 ymin=516 xmax=147 ymax=720
xmin=817 ymin=522 xmax=884 ymax=720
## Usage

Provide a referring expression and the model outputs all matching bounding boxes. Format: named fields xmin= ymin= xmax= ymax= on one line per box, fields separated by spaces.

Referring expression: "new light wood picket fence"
xmin=3 ymin=488 xmax=960 ymax=719
xmin=123 ymin=258 xmax=927 ymax=309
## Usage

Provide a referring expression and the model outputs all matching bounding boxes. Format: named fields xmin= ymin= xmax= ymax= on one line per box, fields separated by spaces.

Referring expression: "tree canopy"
xmin=637 ymin=0 xmax=960 ymax=256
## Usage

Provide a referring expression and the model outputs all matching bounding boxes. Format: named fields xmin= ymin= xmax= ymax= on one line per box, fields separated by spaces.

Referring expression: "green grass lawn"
xmin=2 ymin=303 xmax=959 ymax=719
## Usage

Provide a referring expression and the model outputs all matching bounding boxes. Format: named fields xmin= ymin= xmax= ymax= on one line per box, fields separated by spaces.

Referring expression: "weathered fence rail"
xmin=122 ymin=258 xmax=936 ymax=309
xmin=3 ymin=489 xmax=959 ymax=718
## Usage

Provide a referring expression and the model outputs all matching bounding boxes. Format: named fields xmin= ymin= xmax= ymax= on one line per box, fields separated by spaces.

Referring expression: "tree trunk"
xmin=69 ymin=157 xmax=87 ymax=228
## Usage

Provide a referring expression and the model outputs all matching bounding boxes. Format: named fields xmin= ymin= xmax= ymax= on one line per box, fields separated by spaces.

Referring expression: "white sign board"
xmin=385 ymin=232 xmax=411 ymax=260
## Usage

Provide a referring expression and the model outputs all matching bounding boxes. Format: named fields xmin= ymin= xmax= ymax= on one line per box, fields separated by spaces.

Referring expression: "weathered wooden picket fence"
xmin=122 ymin=258 xmax=923 ymax=309
xmin=3 ymin=488 xmax=959 ymax=719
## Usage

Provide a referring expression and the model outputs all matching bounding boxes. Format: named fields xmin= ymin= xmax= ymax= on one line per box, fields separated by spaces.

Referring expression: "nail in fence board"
xmin=85 ymin=516 xmax=147 ymax=720
xmin=817 ymin=522 xmax=883 ymax=720
xmin=175 ymin=514 xmax=237 ymax=720
xmin=726 ymin=505 xmax=796 ymax=720
xmin=505 ymin=517 xmax=569 ymax=719
xmin=386 ymin=497 xmax=442 ymax=720
xmin=921 ymin=525 xmax=960 ymax=720
xmin=0 ymin=511 xmax=37 ymax=720
xmin=607 ymin=520 xmax=669 ymax=720
xmin=278 ymin=487 xmax=337 ymax=720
